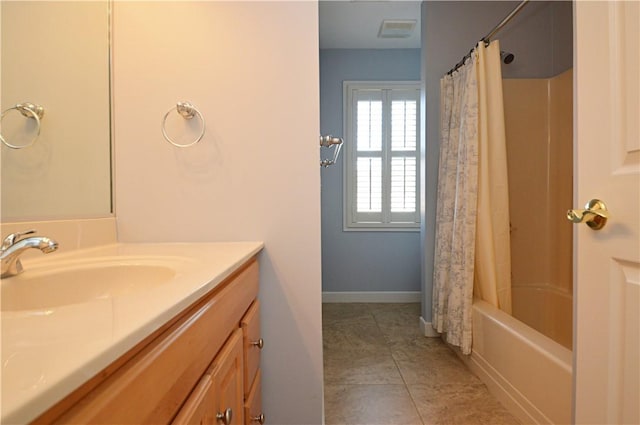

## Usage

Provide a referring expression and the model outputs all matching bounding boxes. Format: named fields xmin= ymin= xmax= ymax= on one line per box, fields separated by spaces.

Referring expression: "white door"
xmin=573 ymin=1 xmax=640 ymax=424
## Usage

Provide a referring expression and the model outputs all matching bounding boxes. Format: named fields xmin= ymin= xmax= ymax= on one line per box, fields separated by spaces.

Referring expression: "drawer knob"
xmin=216 ymin=407 xmax=233 ymax=425
xmin=251 ymin=413 xmax=265 ymax=424
xmin=251 ymin=338 xmax=264 ymax=349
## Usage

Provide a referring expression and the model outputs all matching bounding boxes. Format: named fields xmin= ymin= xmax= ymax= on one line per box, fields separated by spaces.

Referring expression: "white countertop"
xmin=0 ymin=241 xmax=263 ymax=424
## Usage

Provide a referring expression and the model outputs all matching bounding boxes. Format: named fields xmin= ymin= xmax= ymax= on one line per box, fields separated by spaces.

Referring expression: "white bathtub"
xmin=458 ymin=299 xmax=572 ymax=425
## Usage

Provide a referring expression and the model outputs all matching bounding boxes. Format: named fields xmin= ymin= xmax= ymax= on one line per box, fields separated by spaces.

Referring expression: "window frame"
xmin=343 ymin=81 xmax=421 ymax=232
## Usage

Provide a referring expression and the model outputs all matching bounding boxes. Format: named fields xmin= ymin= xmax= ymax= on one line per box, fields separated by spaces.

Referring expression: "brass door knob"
xmin=251 ymin=338 xmax=264 ymax=349
xmin=567 ymin=199 xmax=610 ymax=230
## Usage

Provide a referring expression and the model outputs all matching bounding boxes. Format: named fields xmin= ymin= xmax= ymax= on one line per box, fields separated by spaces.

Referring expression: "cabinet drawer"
xmin=244 ymin=370 xmax=263 ymax=425
xmin=52 ymin=260 xmax=259 ymax=424
xmin=241 ymin=300 xmax=262 ymax=397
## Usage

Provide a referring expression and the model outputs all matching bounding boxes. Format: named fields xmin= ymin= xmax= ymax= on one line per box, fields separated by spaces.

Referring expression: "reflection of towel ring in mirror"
xmin=0 ymin=103 xmax=45 ymax=149
xmin=161 ymin=101 xmax=205 ymax=148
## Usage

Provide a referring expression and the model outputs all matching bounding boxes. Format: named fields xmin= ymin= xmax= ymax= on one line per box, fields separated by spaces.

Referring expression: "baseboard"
xmin=321 ymin=291 xmax=421 ymax=303
xmin=419 ymin=316 xmax=441 ymax=337
xmin=457 ymin=349 xmax=550 ymax=425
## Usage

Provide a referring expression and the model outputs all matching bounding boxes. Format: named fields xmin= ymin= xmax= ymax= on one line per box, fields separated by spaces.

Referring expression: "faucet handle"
xmin=1 ymin=229 xmax=37 ymax=250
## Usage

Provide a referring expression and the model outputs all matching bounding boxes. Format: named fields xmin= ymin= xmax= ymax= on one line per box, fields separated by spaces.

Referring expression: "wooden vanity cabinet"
xmin=210 ymin=328 xmax=245 ymax=425
xmin=172 ymin=329 xmax=245 ymax=425
xmin=244 ymin=370 xmax=263 ymax=425
xmin=241 ymin=301 xmax=264 ymax=425
xmin=35 ymin=258 xmax=262 ymax=425
xmin=171 ymin=373 xmax=215 ymax=425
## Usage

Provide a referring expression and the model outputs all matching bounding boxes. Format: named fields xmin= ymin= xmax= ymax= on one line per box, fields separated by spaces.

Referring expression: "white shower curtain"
xmin=474 ymin=42 xmax=512 ymax=314
xmin=432 ymin=41 xmax=512 ymax=354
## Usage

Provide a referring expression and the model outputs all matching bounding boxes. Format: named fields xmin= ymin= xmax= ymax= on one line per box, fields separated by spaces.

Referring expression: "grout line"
xmin=369 ymin=305 xmax=427 ymax=425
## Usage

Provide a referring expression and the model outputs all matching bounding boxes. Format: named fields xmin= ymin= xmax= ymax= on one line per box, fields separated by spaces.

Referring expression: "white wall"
xmin=113 ymin=3 xmax=323 ymax=424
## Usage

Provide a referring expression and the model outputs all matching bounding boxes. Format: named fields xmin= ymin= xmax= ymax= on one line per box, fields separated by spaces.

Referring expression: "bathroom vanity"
xmin=0 ymin=242 xmax=264 ymax=425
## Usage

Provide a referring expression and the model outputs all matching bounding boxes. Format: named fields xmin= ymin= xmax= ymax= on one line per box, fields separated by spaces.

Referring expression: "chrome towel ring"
xmin=0 ymin=103 xmax=45 ymax=149
xmin=161 ymin=101 xmax=205 ymax=148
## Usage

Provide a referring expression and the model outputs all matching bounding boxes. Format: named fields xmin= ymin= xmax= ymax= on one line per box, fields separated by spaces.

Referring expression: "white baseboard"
xmin=321 ymin=291 xmax=421 ymax=303
xmin=419 ymin=316 xmax=441 ymax=337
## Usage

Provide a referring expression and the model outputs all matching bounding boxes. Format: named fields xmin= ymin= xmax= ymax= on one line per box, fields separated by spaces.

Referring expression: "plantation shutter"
xmin=345 ymin=82 xmax=420 ymax=230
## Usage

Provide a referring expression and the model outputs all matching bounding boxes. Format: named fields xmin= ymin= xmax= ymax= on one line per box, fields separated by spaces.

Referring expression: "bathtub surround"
xmin=511 ymin=285 xmax=572 ymax=350
xmin=503 ymin=69 xmax=573 ymax=349
xmin=113 ymin=3 xmax=323 ymax=424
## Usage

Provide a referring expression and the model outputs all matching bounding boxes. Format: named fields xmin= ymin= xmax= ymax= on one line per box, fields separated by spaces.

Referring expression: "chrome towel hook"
xmin=319 ymin=135 xmax=343 ymax=167
xmin=161 ymin=101 xmax=205 ymax=148
xmin=0 ymin=102 xmax=45 ymax=149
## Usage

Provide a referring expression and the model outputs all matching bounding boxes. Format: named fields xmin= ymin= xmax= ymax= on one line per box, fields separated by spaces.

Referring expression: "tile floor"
xmin=322 ymin=303 xmax=519 ymax=425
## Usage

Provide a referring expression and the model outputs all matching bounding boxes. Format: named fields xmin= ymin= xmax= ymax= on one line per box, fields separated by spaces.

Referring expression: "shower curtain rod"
xmin=446 ymin=0 xmax=530 ymax=75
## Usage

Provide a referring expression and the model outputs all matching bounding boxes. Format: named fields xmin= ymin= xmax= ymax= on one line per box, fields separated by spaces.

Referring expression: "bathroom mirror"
xmin=0 ymin=1 xmax=112 ymax=221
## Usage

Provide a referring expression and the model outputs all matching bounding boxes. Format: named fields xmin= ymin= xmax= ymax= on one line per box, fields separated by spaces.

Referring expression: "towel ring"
xmin=0 ymin=103 xmax=45 ymax=149
xmin=161 ymin=102 xmax=205 ymax=148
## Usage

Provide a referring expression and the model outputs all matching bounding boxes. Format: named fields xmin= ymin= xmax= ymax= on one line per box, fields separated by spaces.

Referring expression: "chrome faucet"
xmin=1 ymin=229 xmax=59 ymax=278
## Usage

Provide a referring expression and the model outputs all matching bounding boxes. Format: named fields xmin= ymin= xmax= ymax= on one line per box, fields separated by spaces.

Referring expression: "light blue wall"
xmin=320 ymin=49 xmax=421 ymax=293
xmin=421 ymin=1 xmax=573 ymax=321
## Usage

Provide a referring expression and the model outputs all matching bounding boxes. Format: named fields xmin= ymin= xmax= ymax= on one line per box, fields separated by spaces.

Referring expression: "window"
xmin=343 ymin=81 xmax=421 ymax=230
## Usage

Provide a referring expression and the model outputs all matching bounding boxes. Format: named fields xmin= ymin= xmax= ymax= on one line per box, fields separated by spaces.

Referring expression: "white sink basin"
xmin=1 ymin=258 xmax=179 ymax=312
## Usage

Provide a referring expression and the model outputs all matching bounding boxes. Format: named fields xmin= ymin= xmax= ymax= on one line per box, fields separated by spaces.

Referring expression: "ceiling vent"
xmin=378 ymin=19 xmax=416 ymax=39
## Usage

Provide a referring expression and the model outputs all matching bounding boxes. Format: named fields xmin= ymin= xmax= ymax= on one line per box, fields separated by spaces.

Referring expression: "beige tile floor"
xmin=322 ymin=303 xmax=519 ymax=425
